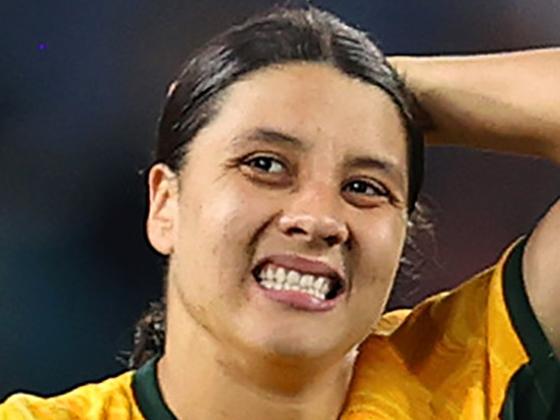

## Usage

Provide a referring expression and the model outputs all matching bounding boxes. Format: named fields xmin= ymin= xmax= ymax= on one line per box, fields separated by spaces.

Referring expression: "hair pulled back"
xmin=129 ymin=5 xmax=425 ymax=368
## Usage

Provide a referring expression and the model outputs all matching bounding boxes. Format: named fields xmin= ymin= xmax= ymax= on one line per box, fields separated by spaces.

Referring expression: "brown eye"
xmin=343 ymin=180 xmax=387 ymax=197
xmin=244 ymin=156 xmax=286 ymax=174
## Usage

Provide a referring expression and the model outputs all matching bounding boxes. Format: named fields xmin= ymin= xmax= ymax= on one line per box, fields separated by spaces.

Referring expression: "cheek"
xmin=346 ymin=213 xmax=407 ymax=331
xmin=353 ymin=211 xmax=407 ymax=284
xmin=377 ymin=215 xmax=407 ymax=260
xmin=177 ymin=180 xmax=276 ymax=279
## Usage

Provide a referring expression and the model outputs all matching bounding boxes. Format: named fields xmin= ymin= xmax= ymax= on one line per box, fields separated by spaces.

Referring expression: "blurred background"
xmin=1 ymin=0 xmax=559 ymax=399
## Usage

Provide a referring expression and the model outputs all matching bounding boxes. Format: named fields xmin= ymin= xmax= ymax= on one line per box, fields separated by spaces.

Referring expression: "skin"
xmin=391 ymin=49 xmax=560 ymax=355
xmin=146 ymin=63 xmax=410 ymax=420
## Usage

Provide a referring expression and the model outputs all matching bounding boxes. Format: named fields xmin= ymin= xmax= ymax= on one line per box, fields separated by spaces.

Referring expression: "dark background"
xmin=1 ymin=0 xmax=559 ymax=399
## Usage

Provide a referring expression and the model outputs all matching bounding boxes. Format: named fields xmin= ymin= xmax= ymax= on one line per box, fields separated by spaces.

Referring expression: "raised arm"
xmin=392 ymin=48 xmax=560 ymax=164
xmin=391 ymin=48 xmax=560 ymax=355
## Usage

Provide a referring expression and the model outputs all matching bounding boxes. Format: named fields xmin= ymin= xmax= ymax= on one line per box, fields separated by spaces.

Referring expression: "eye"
xmin=243 ymin=155 xmax=286 ymax=174
xmin=343 ymin=179 xmax=387 ymax=196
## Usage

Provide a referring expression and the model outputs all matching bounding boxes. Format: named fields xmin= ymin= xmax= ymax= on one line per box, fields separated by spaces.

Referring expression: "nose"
xmin=277 ymin=184 xmax=349 ymax=248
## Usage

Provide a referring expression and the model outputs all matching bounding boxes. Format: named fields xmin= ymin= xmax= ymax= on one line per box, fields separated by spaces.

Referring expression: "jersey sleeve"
xmin=0 ymin=393 xmax=73 ymax=420
xmin=0 ymin=371 xmax=143 ymax=420
xmin=0 ymin=394 xmax=40 ymax=419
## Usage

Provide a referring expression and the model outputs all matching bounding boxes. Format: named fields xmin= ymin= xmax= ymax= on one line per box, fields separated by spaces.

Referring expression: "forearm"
xmin=391 ymin=48 xmax=560 ymax=164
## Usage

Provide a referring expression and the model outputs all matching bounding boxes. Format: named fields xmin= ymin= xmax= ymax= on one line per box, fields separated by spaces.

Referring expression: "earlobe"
xmin=146 ymin=163 xmax=179 ymax=255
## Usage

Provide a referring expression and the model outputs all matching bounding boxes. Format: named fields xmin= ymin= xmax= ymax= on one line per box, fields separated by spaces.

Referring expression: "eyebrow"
xmin=230 ymin=128 xmax=307 ymax=150
xmin=345 ymin=155 xmax=407 ymax=190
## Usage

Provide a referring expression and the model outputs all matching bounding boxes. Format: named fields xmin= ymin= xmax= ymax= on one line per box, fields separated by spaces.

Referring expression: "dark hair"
xmin=128 ymin=4 xmax=426 ymax=369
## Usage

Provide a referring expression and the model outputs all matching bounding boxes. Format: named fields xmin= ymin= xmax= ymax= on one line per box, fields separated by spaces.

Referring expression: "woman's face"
xmin=148 ymin=63 xmax=409 ymax=362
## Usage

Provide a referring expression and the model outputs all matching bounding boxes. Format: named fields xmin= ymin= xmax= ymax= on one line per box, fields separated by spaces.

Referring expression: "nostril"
xmin=324 ymin=235 xmax=340 ymax=247
xmin=279 ymin=214 xmax=348 ymax=246
xmin=286 ymin=226 xmax=307 ymax=236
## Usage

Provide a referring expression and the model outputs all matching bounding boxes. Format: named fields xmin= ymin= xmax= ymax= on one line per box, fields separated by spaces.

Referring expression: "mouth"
xmin=251 ymin=256 xmax=347 ymax=311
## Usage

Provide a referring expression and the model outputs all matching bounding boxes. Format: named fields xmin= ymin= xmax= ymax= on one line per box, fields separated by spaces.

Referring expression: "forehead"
xmin=197 ymin=63 xmax=407 ymax=169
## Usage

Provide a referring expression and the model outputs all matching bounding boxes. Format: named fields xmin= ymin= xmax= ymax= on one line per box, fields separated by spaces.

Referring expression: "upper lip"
xmin=252 ymin=254 xmax=347 ymax=290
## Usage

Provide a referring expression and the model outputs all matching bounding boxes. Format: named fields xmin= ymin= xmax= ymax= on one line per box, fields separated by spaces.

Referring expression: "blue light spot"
xmin=37 ymin=43 xmax=48 ymax=51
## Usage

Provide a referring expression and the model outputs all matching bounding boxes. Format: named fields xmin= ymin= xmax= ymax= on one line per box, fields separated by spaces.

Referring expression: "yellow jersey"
xmin=1 ymin=239 xmax=559 ymax=419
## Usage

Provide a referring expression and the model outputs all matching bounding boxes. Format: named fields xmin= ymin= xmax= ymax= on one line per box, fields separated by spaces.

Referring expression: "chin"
xmin=241 ymin=327 xmax=348 ymax=362
xmin=262 ymin=342 xmax=331 ymax=362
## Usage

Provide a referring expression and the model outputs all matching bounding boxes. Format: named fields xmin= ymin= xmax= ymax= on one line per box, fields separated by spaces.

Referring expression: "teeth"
xmin=301 ymin=274 xmax=313 ymax=287
xmin=265 ymin=266 xmax=274 ymax=281
xmin=314 ymin=277 xmax=331 ymax=296
xmin=286 ymin=270 xmax=300 ymax=285
xmin=275 ymin=267 xmax=286 ymax=284
xmin=314 ymin=276 xmax=326 ymax=290
xmin=258 ymin=265 xmax=338 ymax=301
xmin=261 ymin=279 xmax=273 ymax=288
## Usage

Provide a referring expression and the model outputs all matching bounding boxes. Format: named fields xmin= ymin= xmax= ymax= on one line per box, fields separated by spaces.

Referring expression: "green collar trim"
xmin=132 ymin=356 xmax=177 ymax=420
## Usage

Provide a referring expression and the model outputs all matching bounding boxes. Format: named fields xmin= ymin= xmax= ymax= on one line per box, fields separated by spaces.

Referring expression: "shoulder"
xmin=368 ymin=250 xmax=517 ymax=363
xmin=344 ymin=238 xmax=555 ymax=419
xmin=0 ymin=371 xmax=143 ymax=420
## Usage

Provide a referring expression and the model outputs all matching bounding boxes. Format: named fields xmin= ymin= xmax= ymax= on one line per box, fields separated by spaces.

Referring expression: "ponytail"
xmin=128 ymin=299 xmax=166 ymax=369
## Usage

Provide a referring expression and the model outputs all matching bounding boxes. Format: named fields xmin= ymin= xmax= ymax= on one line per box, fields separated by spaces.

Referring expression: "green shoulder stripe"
xmin=501 ymin=237 xmax=560 ymax=419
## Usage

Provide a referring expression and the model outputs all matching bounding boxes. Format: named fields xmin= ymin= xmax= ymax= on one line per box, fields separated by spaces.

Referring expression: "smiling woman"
xmin=131 ymin=4 xmax=425 ymax=374
xmin=1 ymin=4 xmax=559 ymax=420
xmin=152 ymin=61 xmax=412 ymax=372
xmin=138 ymin=10 xmax=424 ymax=417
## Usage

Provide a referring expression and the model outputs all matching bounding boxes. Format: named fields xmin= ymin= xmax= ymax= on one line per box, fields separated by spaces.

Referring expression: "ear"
xmin=146 ymin=163 xmax=179 ymax=255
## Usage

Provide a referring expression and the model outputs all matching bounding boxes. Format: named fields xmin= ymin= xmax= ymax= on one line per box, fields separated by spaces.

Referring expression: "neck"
xmin=158 ymin=291 xmax=356 ymax=420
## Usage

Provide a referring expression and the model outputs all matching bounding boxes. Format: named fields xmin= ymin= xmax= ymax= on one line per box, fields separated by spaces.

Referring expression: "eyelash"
xmin=238 ymin=154 xmax=393 ymax=204
xmin=342 ymin=179 xmax=390 ymax=198
xmin=242 ymin=155 xmax=287 ymax=175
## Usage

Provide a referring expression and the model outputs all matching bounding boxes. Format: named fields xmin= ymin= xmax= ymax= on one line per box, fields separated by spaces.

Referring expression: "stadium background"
xmin=1 ymin=0 xmax=559 ymax=399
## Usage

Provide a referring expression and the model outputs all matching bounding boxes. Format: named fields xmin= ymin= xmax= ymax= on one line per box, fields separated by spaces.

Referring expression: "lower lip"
xmin=252 ymin=280 xmax=343 ymax=312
